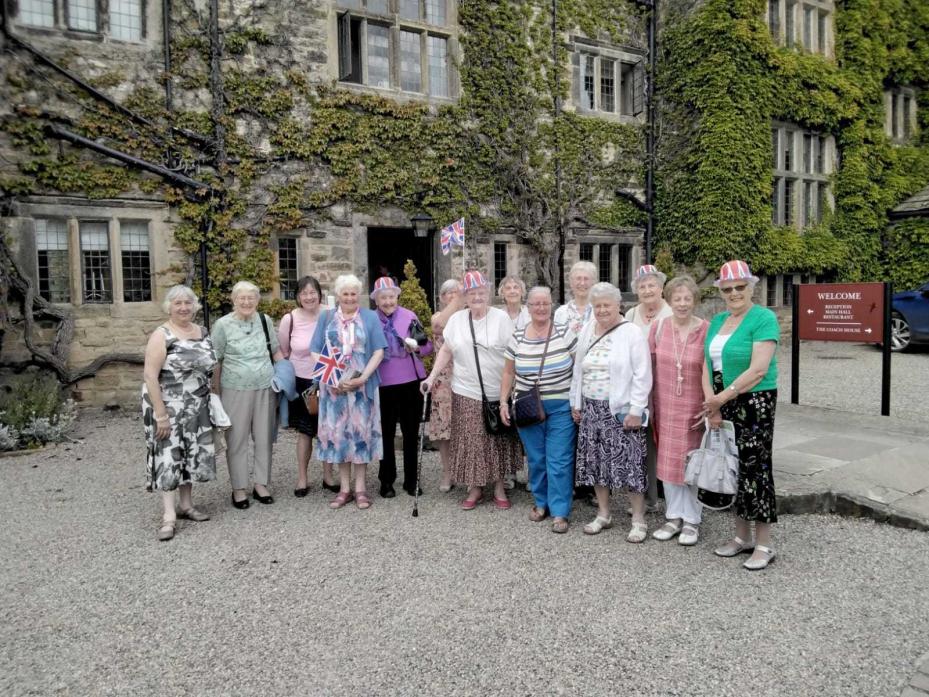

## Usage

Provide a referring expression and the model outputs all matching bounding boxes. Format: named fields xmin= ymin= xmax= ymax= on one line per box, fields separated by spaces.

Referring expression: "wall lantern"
xmin=410 ymin=212 xmax=433 ymax=238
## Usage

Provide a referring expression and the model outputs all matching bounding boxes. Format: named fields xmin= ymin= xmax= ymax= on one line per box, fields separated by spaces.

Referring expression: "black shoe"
xmin=380 ymin=485 xmax=396 ymax=498
xmin=322 ymin=481 xmax=341 ymax=493
xmin=293 ymin=486 xmax=310 ymax=498
xmin=404 ymin=485 xmax=424 ymax=496
xmin=252 ymin=488 xmax=275 ymax=504
xmin=231 ymin=493 xmax=250 ymax=509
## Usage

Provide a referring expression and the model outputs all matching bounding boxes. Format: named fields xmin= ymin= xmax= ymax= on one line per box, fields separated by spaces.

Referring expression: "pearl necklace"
xmin=671 ymin=318 xmax=695 ymax=396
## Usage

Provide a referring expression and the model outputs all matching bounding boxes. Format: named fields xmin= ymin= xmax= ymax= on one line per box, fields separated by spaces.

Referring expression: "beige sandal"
xmin=714 ymin=536 xmax=755 ymax=557
xmin=626 ymin=521 xmax=648 ymax=543
xmin=583 ymin=515 xmax=613 ymax=535
xmin=157 ymin=519 xmax=176 ymax=542
xmin=177 ymin=507 xmax=210 ymax=522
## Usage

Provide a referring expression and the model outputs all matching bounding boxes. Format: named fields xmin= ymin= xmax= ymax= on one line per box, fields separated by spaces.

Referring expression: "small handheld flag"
xmin=310 ymin=342 xmax=347 ymax=387
xmin=440 ymin=218 xmax=465 ymax=256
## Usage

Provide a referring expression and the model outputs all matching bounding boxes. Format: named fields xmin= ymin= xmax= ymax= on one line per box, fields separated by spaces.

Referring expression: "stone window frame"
xmin=884 ymin=86 xmax=918 ymax=144
xmin=13 ymin=0 xmax=147 ymax=43
xmin=577 ymin=237 xmax=634 ymax=290
xmin=334 ymin=0 xmax=460 ymax=103
xmin=18 ymin=200 xmax=161 ymax=307
xmin=273 ymin=235 xmax=300 ymax=301
xmin=767 ymin=0 xmax=833 ymax=57
xmin=569 ymin=37 xmax=645 ymax=124
xmin=771 ymin=121 xmax=834 ymax=230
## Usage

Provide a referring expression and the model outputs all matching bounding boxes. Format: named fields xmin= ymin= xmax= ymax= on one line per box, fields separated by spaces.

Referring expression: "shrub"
xmin=0 ymin=372 xmax=76 ymax=450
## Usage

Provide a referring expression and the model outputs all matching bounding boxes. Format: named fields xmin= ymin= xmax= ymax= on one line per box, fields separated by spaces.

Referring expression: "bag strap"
xmin=284 ymin=311 xmax=295 ymax=359
xmin=260 ymin=313 xmax=275 ymax=364
xmin=586 ymin=321 xmax=625 ymax=354
xmin=407 ymin=317 xmax=425 ymax=381
xmin=468 ymin=311 xmax=489 ymax=401
xmin=532 ymin=324 xmax=553 ymax=385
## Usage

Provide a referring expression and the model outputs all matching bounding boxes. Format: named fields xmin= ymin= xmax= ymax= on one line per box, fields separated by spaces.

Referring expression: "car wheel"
xmin=891 ymin=312 xmax=911 ymax=352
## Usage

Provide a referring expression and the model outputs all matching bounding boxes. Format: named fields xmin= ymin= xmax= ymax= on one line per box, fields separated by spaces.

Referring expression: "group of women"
xmin=142 ymin=258 xmax=780 ymax=571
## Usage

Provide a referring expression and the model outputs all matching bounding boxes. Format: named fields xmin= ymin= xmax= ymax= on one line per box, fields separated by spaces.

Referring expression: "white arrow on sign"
xmin=864 ymin=328 xmax=872 ymax=334
xmin=807 ymin=309 xmax=814 ymax=315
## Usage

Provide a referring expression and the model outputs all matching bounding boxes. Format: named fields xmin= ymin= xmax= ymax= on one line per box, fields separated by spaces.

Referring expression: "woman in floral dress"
xmin=142 ymin=285 xmax=216 ymax=542
xmin=426 ymin=279 xmax=461 ymax=492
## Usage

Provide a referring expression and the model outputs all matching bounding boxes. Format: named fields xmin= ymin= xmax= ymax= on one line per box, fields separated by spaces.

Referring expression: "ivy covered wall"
xmin=657 ymin=0 xmax=929 ymax=288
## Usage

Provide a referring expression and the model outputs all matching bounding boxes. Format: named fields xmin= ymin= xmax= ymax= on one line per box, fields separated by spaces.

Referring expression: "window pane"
xmin=425 ymin=0 xmax=446 ymax=25
xmin=36 ymin=219 xmax=70 ymax=303
xmin=783 ymin=130 xmax=793 ymax=171
xmin=67 ymin=0 xmax=97 ymax=31
xmin=616 ymin=245 xmax=629 ymax=290
xmin=598 ymin=245 xmax=611 ymax=283
xmin=771 ymin=128 xmax=780 ymax=169
xmin=619 ymin=62 xmax=635 ymax=115
xmin=579 ymin=243 xmax=594 ymax=262
xmin=892 ymin=95 xmax=900 ymax=138
xmin=817 ymin=11 xmax=827 ymax=54
xmin=110 ymin=0 xmax=142 ymax=41
xmin=766 ymin=277 xmax=778 ymax=306
xmin=493 ymin=242 xmax=507 ymax=289
xmin=400 ymin=31 xmax=422 ymax=92
xmin=802 ymin=181 xmax=813 ymax=227
xmin=120 ymin=221 xmax=151 ymax=302
xmin=784 ymin=179 xmax=794 ymax=226
xmin=803 ymin=7 xmax=813 ymax=50
xmin=782 ymin=275 xmax=794 ymax=306
xmin=400 ymin=0 xmax=420 ymax=20
xmin=366 ymin=24 xmax=390 ymax=89
xmin=815 ymin=135 xmax=825 ymax=173
xmin=802 ymin=134 xmax=812 ymax=173
xmin=785 ymin=1 xmax=795 ymax=47
xmin=582 ymin=55 xmax=595 ymax=110
xmin=366 ymin=0 xmax=388 ymax=14
xmin=278 ymin=238 xmax=298 ymax=301
xmin=600 ymin=58 xmax=615 ymax=113
xmin=903 ymin=96 xmax=913 ymax=139
xmin=768 ymin=0 xmax=780 ymax=41
xmin=427 ymin=35 xmax=448 ymax=97
xmin=80 ymin=221 xmax=112 ymax=303
xmin=817 ymin=185 xmax=826 ymax=223
xmin=772 ymin=177 xmax=782 ymax=225
xmin=20 ymin=0 xmax=55 ymax=27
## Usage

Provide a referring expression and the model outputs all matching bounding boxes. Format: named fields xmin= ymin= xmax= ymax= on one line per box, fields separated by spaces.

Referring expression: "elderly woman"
xmin=421 ymin=270 xmax=522 ymax=510
xmin=143 ymin=285 xmax=216 ymax=541
xmin=570 ymin=282 xmax=653 ymax=542
xmin=370 ymin=276 xmax=433 ymax=498
xmin=277 ymin=275 xmax=339 ymax=496
xmin=554 ymin=261 xmax=596 ymax=334
xmin=625 ymin=264 xmax=673 ymax=513
xmin=700 ymin=261 xmax=780 ymax=571
xmin=212 ymin=281 xmax=283 ymax=509
xmin=310 ymin=274 xmax=387 ymax=510
xmin=648 ymin=276 xmax=708 ymax=545
xmin=498 ymin=275 xmax=530 ymax=331
xmin=499 ymin=287 xmax=578 ymax=533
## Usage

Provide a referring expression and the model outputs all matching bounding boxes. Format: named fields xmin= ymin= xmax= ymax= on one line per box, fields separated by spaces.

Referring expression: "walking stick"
xmin=412 ymin=393 xmax=431 ymax=518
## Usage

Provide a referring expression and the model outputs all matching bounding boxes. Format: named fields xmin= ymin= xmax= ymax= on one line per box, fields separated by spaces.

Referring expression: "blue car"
xmin=892 ymin=280 xmax=929 ymax=351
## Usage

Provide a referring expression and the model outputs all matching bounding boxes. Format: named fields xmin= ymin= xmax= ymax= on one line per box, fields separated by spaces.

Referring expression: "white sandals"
xmin=652 ymin=521 xmax=682 ymax=541
xmin=743 ymin=545 xmax=776 ymax=571
xmin=714 ymin=536 xmax=755 ymax=557
xmin=626 ymin=522 xmax=648 ymax=543
xmin=583 ymin=515 xmax=613 ymax=535
xmin=678 ymin=524 xmax=700 ymax=546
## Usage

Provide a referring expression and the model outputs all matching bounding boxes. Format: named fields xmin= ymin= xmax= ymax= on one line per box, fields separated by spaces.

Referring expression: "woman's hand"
xmin=571 ymin=408 xmax=581 ymax=424
xmin=420 ymin=378 xmax=434 ymax=395
xmin=622 ymin=413 xmax=643 ymax=430
xmin=707 ymin=409 xmax=722 ymax=430
xmin=154 ymin=413 xmax=171 ymax=440
xmin=702 ymin=393 xmax=726 ymax=414
xmin=500 ymin=402 xmax=511 ymax=427
xmin=340 ymin=376 xmax=365 ymax=392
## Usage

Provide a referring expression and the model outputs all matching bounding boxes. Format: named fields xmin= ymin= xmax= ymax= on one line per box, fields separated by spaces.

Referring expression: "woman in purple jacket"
xmin=371 ymin=277 xmax=433 ymax=498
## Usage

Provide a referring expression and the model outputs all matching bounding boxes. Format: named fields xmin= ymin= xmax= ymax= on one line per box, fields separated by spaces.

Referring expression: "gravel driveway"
xmin=1 ymin=410 xmax=928 ymax=697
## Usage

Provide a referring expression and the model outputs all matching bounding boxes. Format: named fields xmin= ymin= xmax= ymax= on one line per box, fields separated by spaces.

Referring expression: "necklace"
xmin=236 ymin=315 xmax=255 ymax=334
xmin=671 ymin=319 xmax=693 ymax=396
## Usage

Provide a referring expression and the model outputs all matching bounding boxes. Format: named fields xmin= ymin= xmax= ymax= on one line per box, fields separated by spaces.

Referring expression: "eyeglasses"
xmin=720 ymin=284 xmax=748 ymax=295
xmin=528 ymin=302 xmax=551 ymax=308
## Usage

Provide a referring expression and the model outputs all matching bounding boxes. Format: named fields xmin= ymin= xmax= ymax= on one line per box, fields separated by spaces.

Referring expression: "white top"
xmin=442 ymin=307 xmax=515 ymax=401
xmin=570 ymin=321 xmax=652 ymax=416
xmin=581 ymin=333 xmax=613 ymax=400
xmin=625 ymin=301 xmax=674 ymax=338
xmin=708 ymin=333 xmax=730 ymax=371
xmin=554 ymin=301 xmax=593 ymax=335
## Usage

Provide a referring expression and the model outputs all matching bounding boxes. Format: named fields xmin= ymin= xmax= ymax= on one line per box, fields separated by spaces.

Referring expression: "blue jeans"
xmin=517 ymin=399 xmax=576 ymax=518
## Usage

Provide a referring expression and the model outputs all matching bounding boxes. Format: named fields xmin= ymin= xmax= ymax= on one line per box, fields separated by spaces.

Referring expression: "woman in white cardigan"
xmin=570 ymin=282 xmax=653 ymax=542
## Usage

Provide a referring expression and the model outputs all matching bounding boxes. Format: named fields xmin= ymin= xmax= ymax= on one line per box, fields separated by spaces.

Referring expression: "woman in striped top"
xmin=500 ymin=287 xmax=578 ymax=533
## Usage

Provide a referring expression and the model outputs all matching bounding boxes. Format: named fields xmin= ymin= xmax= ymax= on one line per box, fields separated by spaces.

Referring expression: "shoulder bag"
xmin=684 ymin=419 xmax=739 ymax=509
xmin=510 ymin=325 xmax=552 ymax=428
xmin=469 ymin=312 xmax=515 ymax=436
xmin=287 ymin=311 xmax=320 ymax=415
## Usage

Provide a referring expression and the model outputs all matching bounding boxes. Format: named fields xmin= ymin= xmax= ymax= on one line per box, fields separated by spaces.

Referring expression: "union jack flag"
xmin=440 ymin=218 xmax=465 ymax=255
xmin=310 ymin=342 xmax=347 ymax=387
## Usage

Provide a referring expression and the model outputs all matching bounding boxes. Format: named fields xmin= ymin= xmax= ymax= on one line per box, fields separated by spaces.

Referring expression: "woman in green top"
xmin=212 ymin=281 xmax=284 ymax=510
xmin=700 ymin=261 xmax=779 ymax=571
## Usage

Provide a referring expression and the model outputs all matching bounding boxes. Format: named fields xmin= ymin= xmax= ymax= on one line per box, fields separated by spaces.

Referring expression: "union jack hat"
xmin=462 ymin=269 xmax=489 ymax=291
xmin=370 ymin=276 xmax=401 ymax=299
xmin=713 ymin=260 xmax=759 ymax=288
xmin=630 ymin=264 xmax=668 ymax=292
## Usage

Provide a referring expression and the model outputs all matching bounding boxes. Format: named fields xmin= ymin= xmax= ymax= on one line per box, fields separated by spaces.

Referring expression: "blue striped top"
xmin=504 ymin=323 xmax=578 ymax=400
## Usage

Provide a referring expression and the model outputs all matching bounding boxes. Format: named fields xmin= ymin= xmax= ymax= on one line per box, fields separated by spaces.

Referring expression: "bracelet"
xmin=727 ymin=385 xmax=738 ymax=395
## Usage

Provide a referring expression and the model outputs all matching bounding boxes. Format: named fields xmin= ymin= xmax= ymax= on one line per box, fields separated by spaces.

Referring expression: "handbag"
xmin=301 ymin=383 xmax=319 ymax=415
xmin=510 ymin=325 xmax=552 ymax=428
xmin=469 ymin=312 xmax=515 ymax=436
xmin=684 ymin=419 xmax=739 ymax=509
xmin=408 ymin=317 xmax=429 ymax=346
xmin=209 ymin=393 xmax=231 ymax=430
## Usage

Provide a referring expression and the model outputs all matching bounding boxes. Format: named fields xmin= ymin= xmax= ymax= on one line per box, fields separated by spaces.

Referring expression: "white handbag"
xmin=209 ymin=393 xmax=231 ymax=430
xmin=684 ymin=420 xmax=739 ymax=496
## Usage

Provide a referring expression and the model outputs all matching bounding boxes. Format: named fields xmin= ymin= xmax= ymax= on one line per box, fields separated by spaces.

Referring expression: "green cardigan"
xmin=704 ymin=304 xmax=780 ymax=392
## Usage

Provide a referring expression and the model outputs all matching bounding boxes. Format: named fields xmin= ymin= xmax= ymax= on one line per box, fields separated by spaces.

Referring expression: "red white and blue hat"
xmin=630 ymin=264 xmax=668 ymax=292
xmin=370 ymin=276 xmax=401 ymax=299
xmin=713 ymin=260 xmax=759 ymax=288
xmin=462 ymin=269 xmax=489 ymax=291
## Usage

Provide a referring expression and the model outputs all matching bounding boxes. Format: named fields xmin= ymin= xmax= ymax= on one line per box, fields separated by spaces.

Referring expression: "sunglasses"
xmin=720 ymin=284 xmax=748 ymax=295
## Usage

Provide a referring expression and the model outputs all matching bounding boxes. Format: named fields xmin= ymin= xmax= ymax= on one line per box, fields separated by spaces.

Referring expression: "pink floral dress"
xmin=426 ymin=333 xmax=453 ymax=441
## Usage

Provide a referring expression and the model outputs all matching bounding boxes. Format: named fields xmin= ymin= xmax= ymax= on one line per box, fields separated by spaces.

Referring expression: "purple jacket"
xmin=376 ymin=306 xmax=433 ymax=387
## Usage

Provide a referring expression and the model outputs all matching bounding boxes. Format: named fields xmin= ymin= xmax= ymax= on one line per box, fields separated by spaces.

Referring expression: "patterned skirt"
xmin=714 ymin=372 xmax=778 ymax=523
xmin=575 ymin=398 xmax=647 ymax=492
xmin=142 ymin=385 xmax=216 ymax=492
xmin=450 ymin=393 xmax=522 ymax=486
xmin=426 ymin=362 xmax=453 ymax=441
xmin=316 ymin=384 xmax=383 ymax=465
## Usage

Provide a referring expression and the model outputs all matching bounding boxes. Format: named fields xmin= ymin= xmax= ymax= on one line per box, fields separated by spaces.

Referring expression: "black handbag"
xmin=469 ymin=312 xmax=515 ymax=436
xmin=408 ymin=317 xmax=429 ymax=346
xmin=510 ymin=325 xmax=552 ymax=428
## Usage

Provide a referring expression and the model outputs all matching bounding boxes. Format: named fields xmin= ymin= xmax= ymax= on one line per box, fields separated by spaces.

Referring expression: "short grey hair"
xmin=439 ymin=279 xmax=461 ymax=296
xmin=664 ymin=275 xmax=700 ymax=302
xmin=497 ymin=275 xmax=526 ymax=298
xmin=569 ymin=261 xmax=597 ymax=280
xmin=162 ymin=284 xmax=201 ymax=314
xmin=230 ymin=280 xmax=260 ymax=302
xmin=526 ymin=286 xmax=552 ymax=303
xmin=589 ymin=282 xmax=623 ymax=307
xmin=333 ymin=274 xmax=362 ymax=296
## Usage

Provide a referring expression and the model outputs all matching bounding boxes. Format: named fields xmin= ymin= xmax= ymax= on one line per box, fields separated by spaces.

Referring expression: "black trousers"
xmin=378 ymin=380 xmax=423 ymax=489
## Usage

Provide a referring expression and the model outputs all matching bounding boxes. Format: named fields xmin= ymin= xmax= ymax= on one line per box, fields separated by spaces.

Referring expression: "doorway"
xmin=366 ymin=227 xmax=435 ymax=310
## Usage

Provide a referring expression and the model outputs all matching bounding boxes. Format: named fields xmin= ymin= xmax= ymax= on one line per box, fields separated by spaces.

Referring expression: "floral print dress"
xmin=142 ymin=326 xmax=217 ymax=491
xmin=426 ymin=333 xmax=453 ymax=441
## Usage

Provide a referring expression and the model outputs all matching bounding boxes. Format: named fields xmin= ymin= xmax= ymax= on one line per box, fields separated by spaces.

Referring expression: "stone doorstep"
xmin=777 ymin=490 xmax=929 ymax=532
